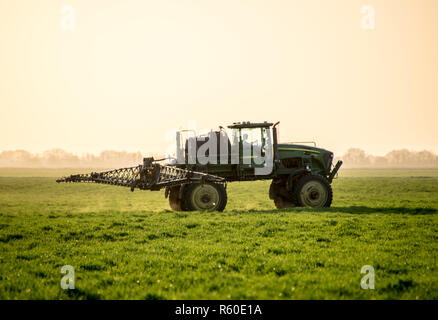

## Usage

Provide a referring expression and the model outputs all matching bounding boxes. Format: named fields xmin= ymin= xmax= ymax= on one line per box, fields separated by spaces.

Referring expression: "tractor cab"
xmin=226 ymin=121 xmax=273 ymax=158
xmin=173 ymin=121 xmax=278 ymax=179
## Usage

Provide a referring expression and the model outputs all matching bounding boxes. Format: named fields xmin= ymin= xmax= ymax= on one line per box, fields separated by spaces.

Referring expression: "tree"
xmin=342 ymin=148 xmax=371 ymax=167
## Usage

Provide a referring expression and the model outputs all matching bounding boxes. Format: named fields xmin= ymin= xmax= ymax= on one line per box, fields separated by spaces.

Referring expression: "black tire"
xmin=168 ymin=186 xmax=187 ymax=211
xmin=269 ymin=179 xmax=297 ymax=209
xmin=294 ymin=174 xmax=333 ymax=207
xmin=184 ymin=183 xmax=227 ymax=212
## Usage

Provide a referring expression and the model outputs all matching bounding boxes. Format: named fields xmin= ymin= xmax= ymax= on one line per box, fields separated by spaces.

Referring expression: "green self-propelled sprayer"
xmin=57 ymin=121 xmax=342 ymax=211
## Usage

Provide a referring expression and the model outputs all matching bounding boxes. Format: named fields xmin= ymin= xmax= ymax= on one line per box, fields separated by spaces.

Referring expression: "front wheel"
xmin=184 ymin=183 xmax=227 ymax=212
xmin=294 ymin=174 xmax=333 ymax=207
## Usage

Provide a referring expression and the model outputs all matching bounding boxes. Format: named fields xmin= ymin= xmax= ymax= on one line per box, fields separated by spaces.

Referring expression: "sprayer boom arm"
xmin=56 ymin=157 xmax=225 ymax=191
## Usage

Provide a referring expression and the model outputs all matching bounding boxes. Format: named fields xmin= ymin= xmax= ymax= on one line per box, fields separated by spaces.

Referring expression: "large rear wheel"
xmin=294 ymin=174 xmax=333 ymax=207
xmin=184 ymin=183 xmax=227 ymax=211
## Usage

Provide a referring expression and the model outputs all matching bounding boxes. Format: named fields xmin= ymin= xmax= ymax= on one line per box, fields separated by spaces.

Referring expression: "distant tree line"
xmin=335 ymin=148 xmax=438 ymax=168
xmin=0 ymin=148 xmax=437 ymax=168
xmin=0 ymin=149 xmax=146 ymax=168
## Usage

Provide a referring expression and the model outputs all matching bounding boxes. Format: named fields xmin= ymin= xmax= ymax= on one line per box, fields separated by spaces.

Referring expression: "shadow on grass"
xmin=65 ymin=287 xmax=101 ymax=300
xmin=327 ymin=206 xmax=436 ymax=215
xmin=227 ymin=206 xmax=437 ymax=215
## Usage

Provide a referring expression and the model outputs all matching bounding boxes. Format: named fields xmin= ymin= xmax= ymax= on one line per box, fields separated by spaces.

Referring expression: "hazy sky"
xmin=1 ymin=0 xmax=437 ymax=157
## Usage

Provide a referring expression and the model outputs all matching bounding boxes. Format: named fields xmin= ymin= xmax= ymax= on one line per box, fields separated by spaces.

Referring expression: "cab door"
xmin=237 ymin=127 xmax=269 ymax=177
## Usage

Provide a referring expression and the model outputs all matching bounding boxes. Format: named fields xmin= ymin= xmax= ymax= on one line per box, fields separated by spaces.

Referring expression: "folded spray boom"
xmin=56 ymin=157 xmax=225 ymax=192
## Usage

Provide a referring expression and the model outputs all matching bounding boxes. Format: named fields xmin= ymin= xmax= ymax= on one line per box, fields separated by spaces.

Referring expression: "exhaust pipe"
xmin=272 ymin=122 xmax=280 ymax=164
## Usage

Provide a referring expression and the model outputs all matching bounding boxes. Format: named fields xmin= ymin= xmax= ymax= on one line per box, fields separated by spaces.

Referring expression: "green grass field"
xmin=0 ymin=168 xmax=437 ymax=299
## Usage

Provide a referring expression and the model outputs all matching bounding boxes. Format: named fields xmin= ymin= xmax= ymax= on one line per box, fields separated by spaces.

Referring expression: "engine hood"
xmin=276 ymin=143 xmax=334 ymax=172
xmin=277 ymin=143 xmax=331 ymax=155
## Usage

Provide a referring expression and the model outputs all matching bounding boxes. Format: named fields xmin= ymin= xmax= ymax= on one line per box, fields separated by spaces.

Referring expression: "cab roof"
xmin=227 ymin=121 xmax=274 ymax=129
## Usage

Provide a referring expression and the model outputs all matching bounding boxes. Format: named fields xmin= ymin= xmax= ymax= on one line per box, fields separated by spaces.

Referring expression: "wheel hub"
xmin=191 ymin=184 xmax=220 ymax=210
xmin=300 ymin=180 xmax=328 ymax=207
xmin=201 ymin=194 xmax=211 ymax=203
xmin=310 ymin=190 xmax=319 ymax=200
